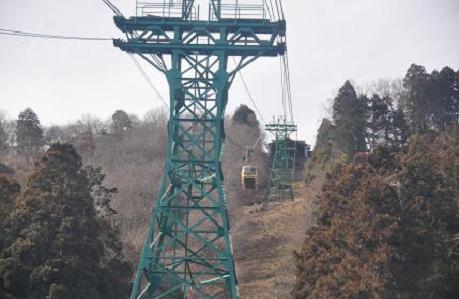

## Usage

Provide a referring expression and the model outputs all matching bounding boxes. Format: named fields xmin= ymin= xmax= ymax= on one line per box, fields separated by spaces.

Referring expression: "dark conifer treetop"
xmin=232 ymin=104 xmax=259 ymax=127
xmin=332 ymin=80 xmax=368 ymax=155
xmin=0 ymin=144 xmax=130 ymax=299
xmin=15 ymin=108 xmax=44 ymax=154
xmin=111 ymin=110 xmax=133 ymax=135
xmin=295 ymin=128 xmax=459 ymax=298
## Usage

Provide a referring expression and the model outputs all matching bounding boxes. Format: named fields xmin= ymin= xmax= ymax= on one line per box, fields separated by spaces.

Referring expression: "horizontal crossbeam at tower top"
xmin=114 ymin=1 xmax=286 ymax=59
xmin=112 ymin=1 xmax=287 ymax=298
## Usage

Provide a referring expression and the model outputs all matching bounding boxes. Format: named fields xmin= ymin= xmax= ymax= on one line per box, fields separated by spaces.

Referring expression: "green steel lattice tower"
xmin=113 ymin=1 xmax=285 ymax=298
xmin=263 ymin=117 xmax=297 ymax=208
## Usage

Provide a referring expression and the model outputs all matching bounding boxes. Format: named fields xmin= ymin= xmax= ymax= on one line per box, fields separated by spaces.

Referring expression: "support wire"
xmin=129 ymin=54 xmax=170 ymax=111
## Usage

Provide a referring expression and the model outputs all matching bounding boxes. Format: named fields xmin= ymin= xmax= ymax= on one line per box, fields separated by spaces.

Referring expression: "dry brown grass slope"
xmin=232 ymin=179 xmax=322 ymax=299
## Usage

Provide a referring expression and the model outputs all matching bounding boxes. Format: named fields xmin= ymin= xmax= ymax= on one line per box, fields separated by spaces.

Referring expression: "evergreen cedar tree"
xmin=403 ymin=64 xmax=459 ymax=134
xmin=332 ymin=81 xmax=367 ymax=155
xmin=111 ymin=110 xmax=133 ymax=135
xmin=0 ymin=176 xmax=21 ymax=255
xmin=368 ymin=95 xmax=408 ymax=150
xmin=232 ymin=104 xmax=260 ymax=127
xmin=332 ymin=64 xmax=457 ymax=155
xmin=15 ymin=108 xmax=44 ymax=154
xmin=0 ymin=144 xmax=130 ymax=299
xmin=294 ymin=128 xmax=459 ymax=298
xmin=0 ymin=121 xmax=8 ymax=153
xmin=297 ymin=64 xmax=458 ymax=298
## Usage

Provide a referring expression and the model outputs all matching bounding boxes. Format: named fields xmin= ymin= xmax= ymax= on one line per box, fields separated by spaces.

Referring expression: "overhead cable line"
xmin=285 ymin=54 xmax=294 ymax=122
xmin=282 ymin=54 xmax=294 ymax=122
xmin=232 ymin=58 xmax=267 ymax=126
xmin=279 ymin=56 xmax=287 ymax=119
xmin=237 ymin=70 xmax=267 ymax=126
xmin=273 ymin=0 xmax=282 ymax=21
xmin=262 ymin=0 xmax=272 ymax=21
xmin=129 ymin=54 xmax=169 ymax=111
xmin=0 ymin=28 xmax=112 ymax=41
xmin=266 ymin=0 xmax=276 ymax=21
xmin=278 ymin=0 xmax=286 ymax=20
xmin=100 ymin=0 xmax=124 ymax=17
xmin=225 ymin=133 xmax=244 ymax=149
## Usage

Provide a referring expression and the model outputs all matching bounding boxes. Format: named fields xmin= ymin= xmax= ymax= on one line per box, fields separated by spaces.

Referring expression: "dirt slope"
xmin=232 ymin=181 xmax=321 ymax=298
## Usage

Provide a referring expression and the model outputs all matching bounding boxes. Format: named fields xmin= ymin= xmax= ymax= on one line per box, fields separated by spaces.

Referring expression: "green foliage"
xmin=15 ymin=108 xmax=44 ymax=154
xmin=0 ymin=121 xmax=8 ymax=153
xmin=392 ymin=128 xmax=459 ymax=298
xmin=111 ymin=110 xmax=133 ymax=136
xmin=429 ymin=67 xmax=458 ymax=130
xmin=369 ymin=94 xmax=392 ymax=147
xmin=390 ymin=107 xmax=409 ymax=148
xmin=0 ymin=175 xmax=20 ymax=256
xmin=402 ymin=64 xmax=459 ymax=133
xmin=84 ymin=165 xmax=118 ymax=217
xmin=0 ymin=164 xmax=15 ymax=176
xmin=232 ymin=104 xmax=259 ymax=127
xmin=332 ymin=81 xmax=368 ymax=155
xmin=0 ymin=144 xmax=130 ymax=299
xmin=295 ymin=128 xmax=459 ymax=298
xmin=402 ymin=64 xmax=430 ymax=133
xmin=368 ymin=95 xmax=409 ymax=149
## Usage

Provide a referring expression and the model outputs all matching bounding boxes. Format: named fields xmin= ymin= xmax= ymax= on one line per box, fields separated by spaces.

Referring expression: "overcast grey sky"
xmin=1 ymin=0 xmax=458 ymax=144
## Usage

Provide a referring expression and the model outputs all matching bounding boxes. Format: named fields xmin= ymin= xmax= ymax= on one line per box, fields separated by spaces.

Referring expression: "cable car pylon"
xmin=262 ymin=116 xmax=297 ymax=209
xmin=112 ymin=0 xmax=286 ymax=297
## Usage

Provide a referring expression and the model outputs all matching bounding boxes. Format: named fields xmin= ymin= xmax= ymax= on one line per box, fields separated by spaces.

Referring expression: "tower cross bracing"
xmin=263 ymin=117 xmax=297 ymax=208
xmin=113 ymin=1 xmax=286 ymax=297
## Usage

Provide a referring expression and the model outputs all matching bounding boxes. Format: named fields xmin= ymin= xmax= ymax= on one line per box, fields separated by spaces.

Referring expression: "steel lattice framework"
xmin=263 ymin=118 xmax=297 ymax=208
xmin=113 ymin=1 xmax=285 ymax=298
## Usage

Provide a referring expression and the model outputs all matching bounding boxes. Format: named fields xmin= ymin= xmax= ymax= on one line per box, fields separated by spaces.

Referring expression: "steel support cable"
xmin=129 ymin=54 xmax=169 ymax=110
xmin=231 ymin=78 xmax=266 ymax=150
xmin=278 ymin=0 xmax=286 ymax=20
xmin=225 ymin=133 xmax=244 ymax=149
xmin=0 ymin=28 xmax=112 ymax=41
xmin=277 ymin=0 xmax=291 ymax=122
xmin=286 ymin=55 xmax=294 ymax=122
xmin=282 ymin=1 xmax=293 ymax=122
xmin=230 ymin=58 xmax=267 ymax=126
xmin=262 ymin=0 xmax=273 ymax=21
xmin=279 ymin=56 xmax=288 ymax=120
xmin=283 ymin=54 xmax=294 ymax=122
xmin=226 ymin=130 xmax=262 ymax=152
xmin=267 ymin=0 xmax=277 ymax=21
xmin=100 ymin=0 xmax=124 ymax=17
xmin=226 ymin=130 xmax=264 ymax=159
xmin=273 ymin=0 xmax=282 ymax=22
xmin=282 ymin=56 xmax=290 ymax=119
xmin=239 ymin=70 xmax=268 ymax=126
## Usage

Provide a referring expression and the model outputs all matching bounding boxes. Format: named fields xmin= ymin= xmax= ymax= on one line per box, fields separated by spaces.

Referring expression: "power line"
xmin=129 ymin=54 xmax=169 ymax=110
xmin=0 ymin=28 xmax=112 ymax=41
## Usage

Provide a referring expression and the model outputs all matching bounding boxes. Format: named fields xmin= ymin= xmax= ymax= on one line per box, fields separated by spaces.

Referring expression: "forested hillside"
xmin=0 ymin=63 xmax=457 ymax=298
xmin=0 ymin=103 xmax=267 ymax=298
xmin=296 ymin=64 xmax=459 ymax=298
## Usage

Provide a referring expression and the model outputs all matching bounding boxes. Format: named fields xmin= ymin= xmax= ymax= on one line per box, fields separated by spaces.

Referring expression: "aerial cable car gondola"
xmin=240 ymin=136 xmax=262 ymax=190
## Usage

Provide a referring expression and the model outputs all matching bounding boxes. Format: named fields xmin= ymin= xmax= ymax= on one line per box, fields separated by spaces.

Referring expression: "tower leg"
xmin=130 ymin=54 xmax=239 ymax=298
